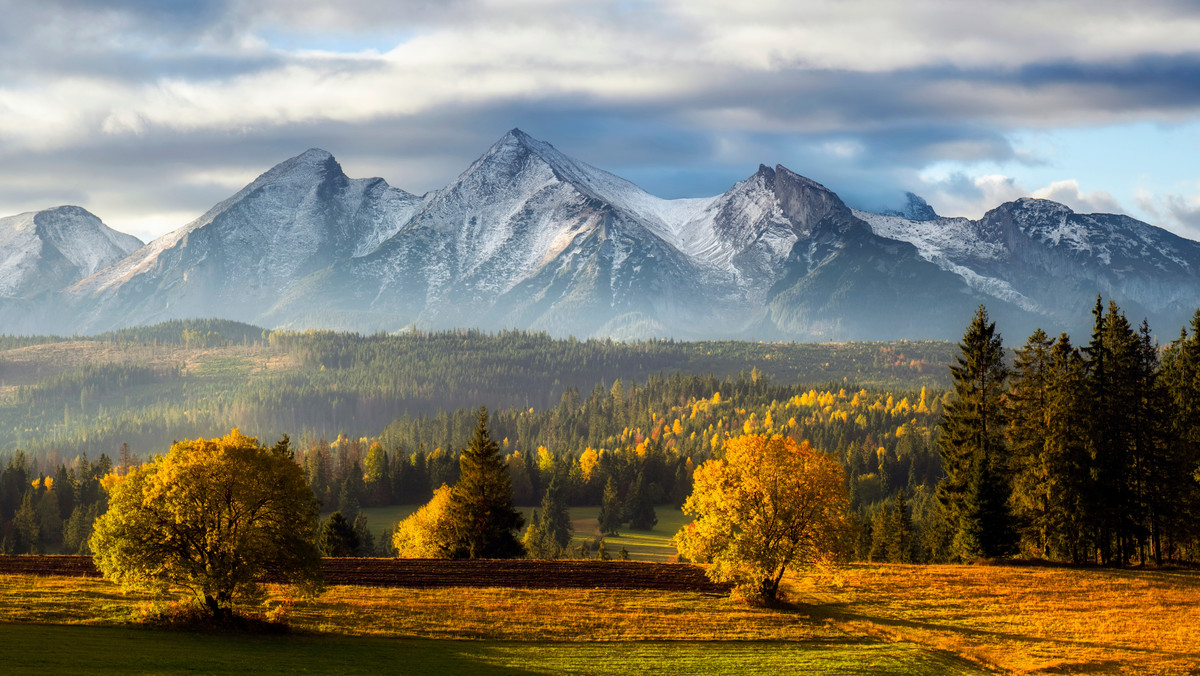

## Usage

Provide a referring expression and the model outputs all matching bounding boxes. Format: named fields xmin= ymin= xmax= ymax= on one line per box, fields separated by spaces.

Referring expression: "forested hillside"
xmin=0 ymin=321 xmax=952 ymax=459
xmin=5 ymin=311 xmax=1195 ymax=566
xmin=0 ymin=320 xmax=952 ymax=558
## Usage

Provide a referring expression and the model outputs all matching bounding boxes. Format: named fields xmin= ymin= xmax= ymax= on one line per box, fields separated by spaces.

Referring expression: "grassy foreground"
xmin=3 ymin=563 xmax=1199 ymax=674
xmin=0 ymin=623 xmax=967 ymax=676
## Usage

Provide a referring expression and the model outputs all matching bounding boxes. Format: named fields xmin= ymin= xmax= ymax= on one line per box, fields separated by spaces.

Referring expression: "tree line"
xmin=933 ymin=301 xmax=1200 ymax=565
xmin=0 ymin=321 xmax=951 ymax=461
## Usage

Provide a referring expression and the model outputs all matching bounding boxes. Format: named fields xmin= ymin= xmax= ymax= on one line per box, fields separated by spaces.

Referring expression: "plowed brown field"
xmin=0 ymin=555 xmax=729 ymax=592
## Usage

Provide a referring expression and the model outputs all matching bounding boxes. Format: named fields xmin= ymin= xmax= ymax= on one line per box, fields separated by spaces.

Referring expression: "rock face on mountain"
xmin=67 ymin=149 xmax=421 ymax=332
xmin=1 ymin=129 xmax=1198 ymax=339
xmin=854 ymin=197 xmax=1200 ymax=336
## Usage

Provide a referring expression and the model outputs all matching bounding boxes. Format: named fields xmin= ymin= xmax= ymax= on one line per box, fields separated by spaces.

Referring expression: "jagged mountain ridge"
xmin=2 ymin=129 xmax=1196 ymax=339
xmin=68 ymin=149 xmax=422 ymax=331
xmin=259 ymin=131 xmax=982 ymax=339
xmin=854 ymin=197 xmax=1200 ymax=331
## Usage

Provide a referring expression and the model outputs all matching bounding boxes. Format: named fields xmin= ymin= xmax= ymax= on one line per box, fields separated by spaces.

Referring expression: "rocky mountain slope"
xmin=0 ymin=206 xmax=141 ymax=299
xmin=1 ymin=129 xmax=1197 ymax=340
xmin=854 ymin=197 xmax=1200 ymax=335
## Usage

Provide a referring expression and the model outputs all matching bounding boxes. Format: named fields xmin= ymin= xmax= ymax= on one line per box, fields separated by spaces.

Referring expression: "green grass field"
xmin=0 ymin=623 xmax=977 ymax=675
xmin=353 ymin=505 xmax=688 ymax=561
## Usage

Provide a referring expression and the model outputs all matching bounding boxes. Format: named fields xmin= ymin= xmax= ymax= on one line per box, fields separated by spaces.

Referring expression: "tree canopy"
xmin=392 ymin=484 xmax=457 ymax=558
xmin=89 ymin=429 xmax=323 ymax=618
xmin=675 ymin=434 xmax=849 ymax=603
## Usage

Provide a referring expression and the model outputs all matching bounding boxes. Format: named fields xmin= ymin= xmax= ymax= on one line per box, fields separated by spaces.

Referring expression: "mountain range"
xmin=3 ymin=129 xmax=1199 ymax=341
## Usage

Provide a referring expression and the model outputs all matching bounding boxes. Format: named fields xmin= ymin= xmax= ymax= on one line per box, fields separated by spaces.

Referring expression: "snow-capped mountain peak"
xmin=5 ymin=129 xmax=1200 ymax=341
xmin=0 ymin=206 xmax=141 ymax=298
xmin=880 ymin=192 xmax=940 ymax=221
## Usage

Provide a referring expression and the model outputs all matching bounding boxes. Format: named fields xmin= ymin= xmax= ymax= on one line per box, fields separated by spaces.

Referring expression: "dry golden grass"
xmin=289 ymin=585 xmax=837 ymax=641
xmin=4 ymin=563 xmax=1199 ymax=674
xmin=791 ymin=564 xmax=1200 ymax=675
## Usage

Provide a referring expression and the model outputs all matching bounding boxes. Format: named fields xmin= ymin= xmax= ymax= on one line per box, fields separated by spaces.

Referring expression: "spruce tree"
xmin=521 ymin=478 xmax=573 ymax=559
xmin=955 ymin=453 xmax=1016 ymax=560
xmin=937 ymin=305 xmax=1012 ymax=561
xmin=1083 ymin=299 xmax=1141 ymax=564
xmin=447 ymin=407 xmax=525 ymax=559
xmin=352 ymin=513 xmax=376 ymax=557
xmin=1044 ymin=335 xmax=1090 ymax=562
xmin=1158 ymin=311 xmax=1200 ymax=563
xmin=319 ymin=512 xmax=360 ymax=557
xmin=886 ymin=490 xmax=915 ymax=563
xmin=598 ymin=476 xmax=623 ymax=535
xmin=869 ymin=504 xmax=893 ymax=562
xmin=1008 ymin=329 xmax=1056 ymax=556
xmin=624 ymin=471 xmax=658 ymax=531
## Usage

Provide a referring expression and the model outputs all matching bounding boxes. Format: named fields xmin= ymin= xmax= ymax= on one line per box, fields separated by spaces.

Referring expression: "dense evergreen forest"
xmin=0 ymin=320 xmax=950 ymax=557
xmin=0 ymin=320 xmax=951 ymax=459
xmin=2 ymin=310 xmax=1198 ymax=566
xmin=933 ymin=302 xmax=1200 ymax=566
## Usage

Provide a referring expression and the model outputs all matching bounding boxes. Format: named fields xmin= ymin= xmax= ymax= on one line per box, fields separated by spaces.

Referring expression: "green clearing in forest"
xmin=352 ymin=505 xmax=689 ymax=561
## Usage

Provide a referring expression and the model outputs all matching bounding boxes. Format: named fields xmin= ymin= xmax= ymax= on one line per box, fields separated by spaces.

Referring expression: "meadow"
xmin=357 ymin=505 xmax=689 ymax=561
xmin=3 ymin=563 xmax=1197 ymax=674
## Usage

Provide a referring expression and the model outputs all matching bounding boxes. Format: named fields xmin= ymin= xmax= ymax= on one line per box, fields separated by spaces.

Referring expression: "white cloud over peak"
xmin=1031 ymin=180 xmax=1124 ymax=215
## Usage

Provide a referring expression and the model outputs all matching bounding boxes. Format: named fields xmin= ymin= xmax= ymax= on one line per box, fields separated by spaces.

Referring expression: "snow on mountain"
xmin=307 ymin=129 xmax=721 ymax=337
xmin=67 ymin=148 xmax=423 ymax=331
xmin=0 ymin=206 xmax=141 ymax=298
xmin=4 ymin=130 xmax=1199 ymax=339
xmin=879 ymin=192 xmax=940 ymax=222
xmin=856 ymin=196 xmax=1200 ymax=328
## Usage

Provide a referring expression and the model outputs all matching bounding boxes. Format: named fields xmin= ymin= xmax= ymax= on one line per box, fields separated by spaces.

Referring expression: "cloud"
xmin=922 ymin=173 xmax=1028 ymax=219
xmin=2 ymin=0 xmax=1200 ymax=237
xmin=1031 ymin=180 xmax=1124 ymax=215
xmin=1166 ymin=193 xmax=1200 ymax=233
xmin=919 ymin=174 xmax=1130 ymax=220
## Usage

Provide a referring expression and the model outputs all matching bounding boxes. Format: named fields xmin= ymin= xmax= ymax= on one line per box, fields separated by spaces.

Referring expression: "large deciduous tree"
xmin=675 ymin=434 xmax=849 ymax=604
xmin=89 ymin=430 xmax=323 ymax=619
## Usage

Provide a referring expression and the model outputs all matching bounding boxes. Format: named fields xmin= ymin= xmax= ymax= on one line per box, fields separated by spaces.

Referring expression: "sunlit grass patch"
xmin=6 ymin=562 xmax=1199 ymax=674
xmin=791 ymin=563 xmax=1200 ymax=675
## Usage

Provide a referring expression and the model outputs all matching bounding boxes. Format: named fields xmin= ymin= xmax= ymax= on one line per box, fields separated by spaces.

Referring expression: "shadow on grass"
xmin=796 ymin=600 xmax=1199 ymax=662
xmin=0 ymin=622 xmax=545 ymax=675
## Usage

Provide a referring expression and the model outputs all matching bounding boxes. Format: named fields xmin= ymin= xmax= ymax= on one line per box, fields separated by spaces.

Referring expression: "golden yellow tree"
xmin=675 ymin=434 xmax=850 ymax=603
xmin=89 ymin=430 xmax=322 ymax=619
xmin=392 ymin=484 xmax=456 ymax=558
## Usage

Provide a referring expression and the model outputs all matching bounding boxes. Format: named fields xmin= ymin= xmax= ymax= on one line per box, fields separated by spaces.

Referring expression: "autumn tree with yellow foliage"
xmin=89 ymin=430 xmax=323 ymax=620
xmin=392 ymin=484 xmax=457 ymax=557
xmin=676 ymin=434 xmax=850 ymax=603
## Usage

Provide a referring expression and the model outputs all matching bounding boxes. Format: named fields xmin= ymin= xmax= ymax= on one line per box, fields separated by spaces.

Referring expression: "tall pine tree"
xmin=938 ymin=305 xmax=1013 ymax=561
xmin=598 ymin=477 xmax=623 ymax=535
xmin=447 ymin=407 xmax=525 ymax=559
xmin=1083 ymin=299 xmax=1141 ymax=564
xmin=1159 ymin=311 xmax=1200 ymax=562
xmin=1007 ymin=329 xmax=1056 ymax=557
xmin=1044 ymin=334 xmax=1090 ymax=562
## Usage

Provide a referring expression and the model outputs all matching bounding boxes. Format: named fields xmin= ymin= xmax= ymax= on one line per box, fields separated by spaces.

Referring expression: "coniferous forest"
xmin=1 ymin=304 xmax=1198 ymax=565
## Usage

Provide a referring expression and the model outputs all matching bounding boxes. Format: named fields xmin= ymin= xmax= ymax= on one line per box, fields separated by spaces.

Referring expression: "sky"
xmin=3 ymin=0 xmax=1200 ymax=243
